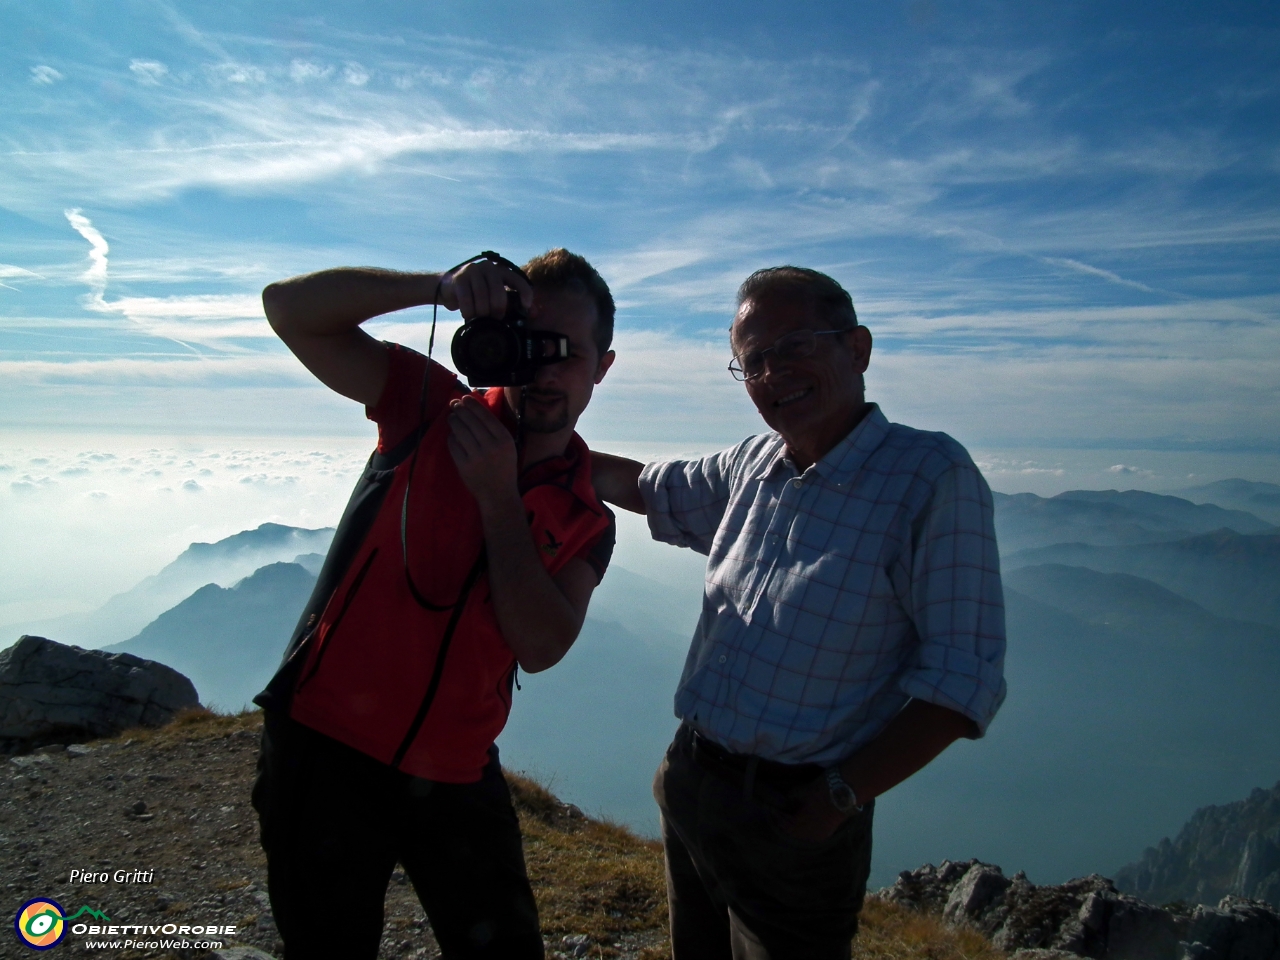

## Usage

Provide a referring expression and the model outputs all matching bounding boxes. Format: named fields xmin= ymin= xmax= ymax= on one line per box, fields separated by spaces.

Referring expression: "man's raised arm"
xmin=263 ymin=261 xmax=531 ymax=406
xmin=590 ymin=451 xmax=646 ymax=514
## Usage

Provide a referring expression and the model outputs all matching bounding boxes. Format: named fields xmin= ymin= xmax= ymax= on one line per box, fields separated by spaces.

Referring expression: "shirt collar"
xmin=756 ymin=404 xmax=890 ymax=487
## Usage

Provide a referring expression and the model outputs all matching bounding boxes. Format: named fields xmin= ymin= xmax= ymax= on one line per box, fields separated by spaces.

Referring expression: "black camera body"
xmin=450 ymin=289 xmax=570 ymax=387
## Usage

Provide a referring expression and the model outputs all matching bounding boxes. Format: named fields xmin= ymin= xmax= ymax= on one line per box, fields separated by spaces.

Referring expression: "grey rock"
xmin=9 ymin=753 xmax=52 ymax=767
xmin=214 ymin=949 xmax=279 ymax=960
xmin=1235 ymin=834 xmax=1280 ymax=907
xmin=65 ymin=743 xmax=92 ymax=757
xmin=0 ymin=635 xmax=199 ymax=752
xmin=944 ymin=862 xmax=1013 ymax=923
xmin=879 ymin=863 xmax=1280 ymax=960
xmin=1116 ymin=782 xmax=1280 ymax=907
xmin=1185 ymin=897 xmax=1280 ymax=960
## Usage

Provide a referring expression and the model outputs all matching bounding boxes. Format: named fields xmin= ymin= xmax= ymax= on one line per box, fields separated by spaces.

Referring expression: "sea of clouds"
xmin=3 ymin=425 xmax=1276 ymax=639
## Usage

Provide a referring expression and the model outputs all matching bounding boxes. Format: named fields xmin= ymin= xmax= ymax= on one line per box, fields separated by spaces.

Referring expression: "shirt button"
xmin=791 ymin=478 xmax=803 ymax=488
xmin=718 ymin=654 xmax=727 ymax=664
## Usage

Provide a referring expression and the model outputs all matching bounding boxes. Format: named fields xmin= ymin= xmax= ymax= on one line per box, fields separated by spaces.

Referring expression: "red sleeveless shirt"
xmin=285 ymin=347 xmax=612 ymax=782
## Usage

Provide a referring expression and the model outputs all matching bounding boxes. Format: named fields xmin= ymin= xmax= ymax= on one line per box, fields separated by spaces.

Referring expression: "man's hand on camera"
xmin=447 ymin=395 xmax=520 ymax=508
xmin=439 ymin=260 xmax=533 ymax=320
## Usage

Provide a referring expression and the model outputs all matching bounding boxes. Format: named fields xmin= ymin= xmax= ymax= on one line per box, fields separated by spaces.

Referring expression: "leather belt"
xmin=685 ymin=726 xmax=822 ymax=805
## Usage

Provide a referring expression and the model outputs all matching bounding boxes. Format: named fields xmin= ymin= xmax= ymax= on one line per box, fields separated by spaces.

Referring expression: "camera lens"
xmin=469 ymin=326 xmax=517 ymax=368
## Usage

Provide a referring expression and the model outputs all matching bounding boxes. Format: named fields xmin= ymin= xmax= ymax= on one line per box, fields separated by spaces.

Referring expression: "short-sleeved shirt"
xmin=638 ymin=404 xmax=1006 ymax=765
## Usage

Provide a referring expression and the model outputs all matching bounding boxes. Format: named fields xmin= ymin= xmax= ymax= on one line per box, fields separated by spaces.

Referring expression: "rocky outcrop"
xmin=877 ymin=859 xmax=1280 ymax=960
xmin=1116 ymin=783 xmax=1280 ymax=907
xmin=0 ymin=635 xmax=199 ymax=752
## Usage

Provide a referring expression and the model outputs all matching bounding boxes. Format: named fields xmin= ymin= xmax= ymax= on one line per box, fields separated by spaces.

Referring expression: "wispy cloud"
xmin=29 ymin=65 xmax=63 ymax=85
xmin=0 ymin=355 xmax=302 ymax=386
xmin=129 ymin=59 xmax=169 ymax=84
xmin=63 ymin=210 xmax=109 ymax=307
xmin=1041 ymin=257 xmax=1161 ymax=294
xmin=289 ymin=60 xmax=332 ymax=83
xmin=0 ymin=264 xmax=43 ymax=291
xmin=58 ymin=211 xmax=268 ymax=345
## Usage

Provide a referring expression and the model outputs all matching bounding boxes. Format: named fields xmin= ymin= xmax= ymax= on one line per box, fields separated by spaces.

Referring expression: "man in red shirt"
xmin=251 ymin=250 xmax=617 ymax=959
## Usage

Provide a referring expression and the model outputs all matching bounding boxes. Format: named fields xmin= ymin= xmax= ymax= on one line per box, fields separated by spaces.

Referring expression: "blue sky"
xmin=2 ymin=1 xmax=1280 ymax=614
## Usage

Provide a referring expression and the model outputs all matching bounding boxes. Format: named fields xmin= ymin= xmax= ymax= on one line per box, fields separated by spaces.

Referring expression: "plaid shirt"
xmin=639 ymin=405 xmax=1006 ymax=765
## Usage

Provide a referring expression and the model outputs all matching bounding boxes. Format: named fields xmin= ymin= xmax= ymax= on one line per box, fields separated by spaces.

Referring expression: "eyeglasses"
xmin=728 ymin=328 xmax=849 ymax=381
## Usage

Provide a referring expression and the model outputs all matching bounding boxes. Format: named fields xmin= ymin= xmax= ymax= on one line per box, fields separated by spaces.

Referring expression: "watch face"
xmin=830 ymin=782 xmax=858 ymax=812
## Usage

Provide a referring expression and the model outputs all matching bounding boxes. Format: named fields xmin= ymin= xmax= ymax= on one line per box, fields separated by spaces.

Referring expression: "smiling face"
xmin=503 ymin=287 xmax=614 ymax=441
xmin=732 ymin=291 xmax=872 ymax=468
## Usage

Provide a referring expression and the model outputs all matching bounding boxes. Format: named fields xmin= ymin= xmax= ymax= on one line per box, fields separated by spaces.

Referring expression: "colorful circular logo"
xmin=14 ymin=898 xmax=67 ymax=951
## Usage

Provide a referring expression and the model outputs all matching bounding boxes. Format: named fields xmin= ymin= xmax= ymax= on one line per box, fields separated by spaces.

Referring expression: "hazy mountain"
xmin=589 ymin=564 xmax=705 ymax=641
xmin=291 ymin=552 xmax=327 ymax=576
xmin=497 ymin=614 xmax=687 ymax=834
xmin=1173 ymin=479 xmax=1280 ymax=526
xmin=108 ymin=561 xmax=317 ymax=711
xmin=8 ymin=523 xmax=333 ymax=649
xmin=1003 ymin=563 xmax=1280 ymax=647
xmin=1003 ymin=530 xmax=1280 ymax=628
xmin=1115 ymin=781 xmax=1280 ymax=907
xmin=93 ymin=550 xmax=689 ymax=835
xmin=992 ymin=489 xmax=1275 ymax=553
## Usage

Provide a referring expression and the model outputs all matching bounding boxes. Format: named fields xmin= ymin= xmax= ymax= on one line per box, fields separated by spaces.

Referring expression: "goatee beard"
xmin=522 ymin=410 xmax=570 ymax=434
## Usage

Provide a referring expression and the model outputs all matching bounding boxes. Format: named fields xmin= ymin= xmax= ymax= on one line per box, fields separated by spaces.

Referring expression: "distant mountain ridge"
xmin=993 ymin=488 xmax=1276 ymax=553
xmin=1004 ymin=529 xmax=1280 ymax=628
xmin=107 ymin=561 xmax=318 ymax=711
xmin=7 ymin=522 xmax=333 ymax=649
xmin=1173 ymin=479 xmax=1280 ymax=526
xmin=1003 ymin=563 xmax=1280 ymax=648
xmin=1115 ymin=781 xmax=1280 ymax=907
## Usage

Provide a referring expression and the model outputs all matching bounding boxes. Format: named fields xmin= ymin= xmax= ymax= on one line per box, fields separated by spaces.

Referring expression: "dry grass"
xmin=110 ymin=704 xmax=263 ymax=746
xmin=853 ymin=896 xmax=1007 ymax=960
xmin=113 ymin=711 xmax=1003 ymax=960
xmin=510 ymin=774 xmax=669 ymax=956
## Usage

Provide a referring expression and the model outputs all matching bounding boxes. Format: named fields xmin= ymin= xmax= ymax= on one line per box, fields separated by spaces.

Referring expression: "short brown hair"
xmin=736 ymin=266 xmax=858 ymax=331
xmin=524 ymin=248 xmax=615 ymax=359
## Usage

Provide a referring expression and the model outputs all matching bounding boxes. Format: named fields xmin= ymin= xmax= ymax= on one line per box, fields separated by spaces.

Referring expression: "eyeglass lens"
xmin=731 ymin=329 xmax=820 ymax=380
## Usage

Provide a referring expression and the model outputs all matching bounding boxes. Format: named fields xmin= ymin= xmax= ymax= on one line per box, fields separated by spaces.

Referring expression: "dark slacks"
xmin=653 ymin=725 xmax=874 ymax=960
xmin=252 ymin=713 xmax=543 ymax=960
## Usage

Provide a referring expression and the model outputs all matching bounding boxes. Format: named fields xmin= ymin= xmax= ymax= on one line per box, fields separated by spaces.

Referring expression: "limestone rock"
xmin=0 ymin=635 xmax=199 ymax=752
xmin=1184 ymin=897 xmax=1280 ymax=960
xmin=944 ymin=862 xmax=1013 ymax=924
xmin=1116 ymin=783 xmax=1280 ymax=907
xmin=876 ymin=863 xmax=1280 ymax=960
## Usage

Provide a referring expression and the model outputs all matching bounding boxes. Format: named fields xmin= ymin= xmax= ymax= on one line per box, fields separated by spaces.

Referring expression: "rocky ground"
xmin=18 ymin=705 xmax=1266 ymax=960
xmin=877 ymin=859 xmax=1280 ymax=960
xmin=0 ymin=710 xmax=669 ymax=960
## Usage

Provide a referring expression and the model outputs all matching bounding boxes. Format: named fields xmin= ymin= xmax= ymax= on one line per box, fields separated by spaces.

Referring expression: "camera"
xmin=450 ymin=289 xmax=570 ymax=388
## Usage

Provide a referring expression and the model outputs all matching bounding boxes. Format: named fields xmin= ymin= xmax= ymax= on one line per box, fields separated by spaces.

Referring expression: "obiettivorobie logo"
xmin=14 ymin=899 xmax=110 ymax=951
xmin=14 ymin=896 xmax=237 ymax=951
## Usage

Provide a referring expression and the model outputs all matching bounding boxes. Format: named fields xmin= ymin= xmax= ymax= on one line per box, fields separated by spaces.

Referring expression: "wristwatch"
xmin=825 ymin=767 xmax=863 ymax=814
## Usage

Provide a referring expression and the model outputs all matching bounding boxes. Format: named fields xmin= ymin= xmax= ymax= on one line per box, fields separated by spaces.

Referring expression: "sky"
xmin=2 ymin=3 xmax=1279 ymax=613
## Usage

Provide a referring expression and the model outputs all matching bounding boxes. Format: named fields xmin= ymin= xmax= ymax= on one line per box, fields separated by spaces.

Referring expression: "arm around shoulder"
xmin=589 ymin=452 xmax=646 ymax=514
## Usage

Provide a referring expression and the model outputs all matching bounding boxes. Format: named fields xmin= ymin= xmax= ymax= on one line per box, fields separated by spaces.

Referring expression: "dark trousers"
xmin=653 ymin=725 xmax=874 ymax=960
xmin=252 ymin=713 xmax=543 ymax=960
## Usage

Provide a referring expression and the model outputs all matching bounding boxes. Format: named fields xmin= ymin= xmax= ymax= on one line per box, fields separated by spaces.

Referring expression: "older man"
xmin=591 ymin=266 xmax=1006 ymax=959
